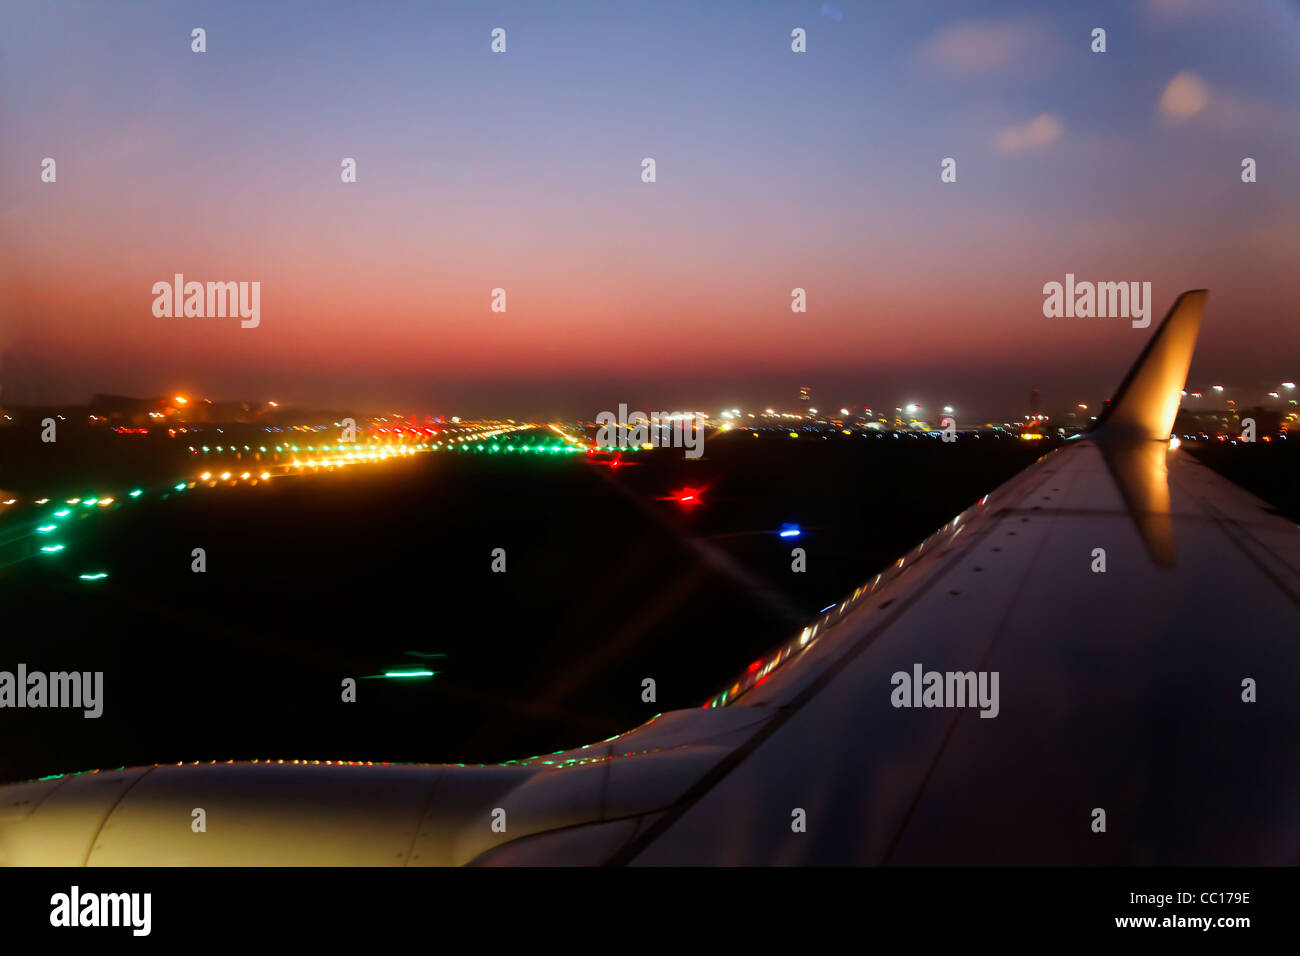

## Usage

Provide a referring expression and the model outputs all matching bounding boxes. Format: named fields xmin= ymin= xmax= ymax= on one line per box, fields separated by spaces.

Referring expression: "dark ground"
xmin=2 ymin=427 xmax=1290 ymax=783
xmin=1182 ymin=438 xmax=1300 ymax=524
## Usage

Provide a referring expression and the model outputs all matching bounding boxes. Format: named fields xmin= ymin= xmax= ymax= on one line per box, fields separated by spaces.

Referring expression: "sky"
xmin=2 ymin=0 xmax=1298 ymax=420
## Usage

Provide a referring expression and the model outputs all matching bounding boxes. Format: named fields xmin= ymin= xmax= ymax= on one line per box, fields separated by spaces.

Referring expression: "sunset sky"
xmin=2 ymin=0 xmax=1298 ymax=419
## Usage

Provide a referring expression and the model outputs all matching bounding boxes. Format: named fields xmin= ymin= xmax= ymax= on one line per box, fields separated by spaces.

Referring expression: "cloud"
xmin=1204 ymin=89 xmax=1300 ymax=135
xmin=1146 ymin=0 xmax=1236 ymax=19
xmin=1158 ymin=72 xmax=1210 ymax=121
xmin=995 ymin=113 xmax=1063 ymax=152
xmin=920 ymin=20 xmax=1049 ymax=74
xmin=1155 ymin=70 xmax=1300 ymax=134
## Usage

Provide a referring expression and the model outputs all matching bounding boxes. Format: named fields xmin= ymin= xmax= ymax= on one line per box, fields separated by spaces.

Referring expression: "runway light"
xmin=779 ymin=525 xmax=801 ymax=538
xmin=53 ymin=509 xmax=70 ymax=518
xmin=40 ymin=544 xmax=65 ymax=553
xmin=78 ymin=572 xmax=109 ymax=581
xmin=1169 ymin=437 xmax=1182 ymax=450
xmin=36 ymin=525 xmax=56 ymax=534
xmin=129 ymin=489 xmax=143 ymax=498
xmin=670 ymin=486 xmax=705 ymax=508
xmin=383 ymin=670 xmax=436 ymax=679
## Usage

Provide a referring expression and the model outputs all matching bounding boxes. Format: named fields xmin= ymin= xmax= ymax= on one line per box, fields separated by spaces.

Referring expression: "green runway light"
xmin=173 ymin=483 xmax=186 ymax=491
xmin=383 ymin=670 xmax=436 ymax=679
xmin=53 ymin=510 xmax=70 ymax=518
xmin=78 ymin=572 xmax=108 ymax=581
xmin=83 ymin=499 xmax=98 ymax=506
xmin=36 ymin=525 xmax=56 ymax=533
xmin=129 ymin=489 xmax=143 ymax=497
xmin=40 ymin=544 xmax=65 ymax=553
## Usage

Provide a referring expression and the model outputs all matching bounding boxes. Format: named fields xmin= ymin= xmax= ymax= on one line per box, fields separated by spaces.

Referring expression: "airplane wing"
xmin=2 ymin=290 xmax=1297 ymax=866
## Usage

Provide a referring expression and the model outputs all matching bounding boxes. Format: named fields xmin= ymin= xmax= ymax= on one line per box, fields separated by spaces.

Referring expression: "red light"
xmin=668 ymin=485 xmax=705 ymax=507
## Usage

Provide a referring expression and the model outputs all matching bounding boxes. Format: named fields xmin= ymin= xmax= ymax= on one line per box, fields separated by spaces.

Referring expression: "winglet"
xmin=1090 ymin=290 xmax=1208 ymax=443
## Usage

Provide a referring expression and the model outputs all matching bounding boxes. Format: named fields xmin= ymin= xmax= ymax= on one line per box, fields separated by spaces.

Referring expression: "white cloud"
xmin=1146 ymin=0 xmax=1236 ymax=20
xmin=1158 ymin=72 xmax=1210 ymax=121
xmin=995 ymin=113 xmax=1063 ymax=152
xmin=920 ymin=20 xmax=1050 ymax=74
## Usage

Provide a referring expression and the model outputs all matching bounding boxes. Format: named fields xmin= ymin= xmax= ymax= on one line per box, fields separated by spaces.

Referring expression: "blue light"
xmin=779 ymin=525 xmax=801 ymax=538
